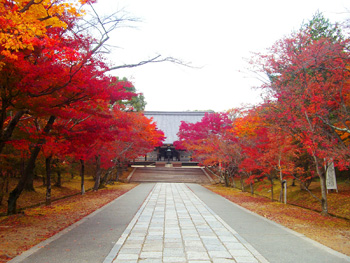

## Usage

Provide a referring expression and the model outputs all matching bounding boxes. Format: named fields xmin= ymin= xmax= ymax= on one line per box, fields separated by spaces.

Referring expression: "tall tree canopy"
xmin=178 ymin=13 xmax=350 ymax=215
xmin=0 ymin=0 xmax=165 ymax=215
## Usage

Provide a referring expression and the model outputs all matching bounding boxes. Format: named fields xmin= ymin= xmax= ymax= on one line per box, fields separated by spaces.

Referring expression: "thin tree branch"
xmin=107 ymin=55 xmax=194 ymax=71
xmin=19 ymin=0 xmax=44 ymax=13
xmin=316 ymin=114 xmax=350 ymax=134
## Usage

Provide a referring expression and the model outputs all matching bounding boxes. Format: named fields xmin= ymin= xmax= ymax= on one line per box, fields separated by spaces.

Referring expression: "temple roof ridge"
xmin=144 ymin=110 xmax=212 ymax=144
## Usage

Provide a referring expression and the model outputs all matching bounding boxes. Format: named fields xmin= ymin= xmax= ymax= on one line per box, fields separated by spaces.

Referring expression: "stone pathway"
xmin=105 ymin=183 xmax=268 ymax=263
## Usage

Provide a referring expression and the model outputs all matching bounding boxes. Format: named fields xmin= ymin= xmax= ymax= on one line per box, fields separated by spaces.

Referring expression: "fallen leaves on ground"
xmin=227 ymin=178 xmax=350 ymax=220
xmin=0 ymin=177 xmax=96 ymax=215
xmin=0 ymin=183 xmax=137 ymax=262
xmin=287 ymin=185 xmax=350 ymax=220
xmin=205 ymin=184 xmax=350 ymax=256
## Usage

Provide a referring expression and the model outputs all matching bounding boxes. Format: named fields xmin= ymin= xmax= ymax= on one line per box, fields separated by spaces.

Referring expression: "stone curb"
xmin=103 ymin=184 xmax=155 ymax=263
xmin=189 ymin=186 xmax=270 ymax=263
xmin=8 ymin=191 xmax=132 ymax=263
xmin=206 ymin=188 xmax=350 ymax=262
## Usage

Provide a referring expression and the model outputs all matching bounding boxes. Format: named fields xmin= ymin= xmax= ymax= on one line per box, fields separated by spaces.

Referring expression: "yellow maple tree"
xmin=0 ymin=0 xmax=87 ymax=65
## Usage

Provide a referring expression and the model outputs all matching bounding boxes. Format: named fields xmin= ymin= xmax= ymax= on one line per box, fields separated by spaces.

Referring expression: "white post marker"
xmin=326 ymin=161 xmax=338 ymax=193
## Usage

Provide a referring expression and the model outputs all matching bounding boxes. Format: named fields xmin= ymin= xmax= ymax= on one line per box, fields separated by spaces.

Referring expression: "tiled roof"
xmin=144 ymin=111 xmax=210 ymax=144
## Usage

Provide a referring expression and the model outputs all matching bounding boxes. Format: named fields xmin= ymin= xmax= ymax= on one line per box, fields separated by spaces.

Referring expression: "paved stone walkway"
xmin=104 ymin=183 xmax=268 ymax=263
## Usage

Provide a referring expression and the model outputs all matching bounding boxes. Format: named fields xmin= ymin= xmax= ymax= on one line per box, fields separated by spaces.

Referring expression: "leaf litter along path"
xmin=0 ymin=183 xmax=137 ymax=263
xmin=205 ymin=184 xmax=350 ymax=257
xmin=1 ymin=182 xmax=350 ymax=262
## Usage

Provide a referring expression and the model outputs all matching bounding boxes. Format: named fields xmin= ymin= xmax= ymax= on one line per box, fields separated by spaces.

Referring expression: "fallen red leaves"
xmin=288 ymin=186 xmax=350 ymax=220
xmin=0 ymin=183 xmax=137 ymax=262
xmin=205 ymin=184 xmax=350 ymax=256
xmin=0 ymin=177 xmax=96 ymax=215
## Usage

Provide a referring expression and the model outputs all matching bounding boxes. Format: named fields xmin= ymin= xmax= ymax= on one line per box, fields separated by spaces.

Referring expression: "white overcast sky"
xmin=93 ymin=0 xmax=349 ymax=112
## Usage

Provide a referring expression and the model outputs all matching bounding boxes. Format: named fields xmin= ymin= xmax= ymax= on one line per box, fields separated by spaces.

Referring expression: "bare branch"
xmin=73 ymin=6 xmax=194 ymax=71
xmin=316 ymin=114 xmax=350 ymax=134
xmin=107 ymin=55 xmax=194 ymax=71
xmin=291 ymin=174 xmax=322 ymax=202
xmin=19 ymin=0 xmax=44 ymax=13
xmin=68 ymin=115 xmax=92 ymax=131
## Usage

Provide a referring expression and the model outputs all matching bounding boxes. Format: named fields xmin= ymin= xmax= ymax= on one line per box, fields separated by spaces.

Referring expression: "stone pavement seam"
xmin=8 ymin=189 xmax=134 ymax=263
xmin=180 ymin=183 xmax=268 ymax=263
xmin=103 ymin=184 xmax=156 ymax=263
xmin=197 ymin=188 xmax=350 ymax=262
xmin=187 ymin=190 xmax=269 ymax=263
xmin=108 ymin=183 xmax=270 ymax=263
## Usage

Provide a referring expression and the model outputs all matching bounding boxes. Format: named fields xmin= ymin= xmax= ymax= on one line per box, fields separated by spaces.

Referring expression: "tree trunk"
xmin=80 ymin=159 xmax=85 ymax=195
xmin=23 ymin=165 xmax=35 ymax=191
xmin=278 ymin=164 xmax=283 ymax=202
xmin=93 ymin=155 xmax=101 ymax=191
xmin=224 ymin=171 xmax=230 ymax=187
xmin=115 ymin=166 xmax=120 ymax=182
xmin=300 ymin=176 xmax=313 ymax=190
xmin=100 ymin=167 xmax=112 ymax=186
xmin=284 ymin=181 xmax=287 ymax=204
xmin=312 ymin=154 xmax=328 ymax=215
xmin=279 ymin=183 xmax=283 ymax=203
xmin=270 ymin=177 xmax=274 ymax=201
xmin=0 ymin=172 xmax=4 ymax=205
xmin=0 ymin=110 xmax=26 ymax=154
xmin=46 ymin=155 xmax=52 ymax=206
xmin=291 ymin=178 xmax=296 ymax=186
xmin=228 ymin=169 xmax=236 ymax=188
xmin=123 ymin=161 xmax=128 ymax=171
xmin=7 ymin=116 xmax=56 ymax=215
xmin=21 ymin=157 xmax=25 ymax=181
xmin=5 ymin=171 xmax=10 ymax=193
xmin=55 ymin=169 xmax=61 ymax=187
xmin=231 ymin=178 xmax=236 ymax=188
xmin=250 ymin=182 xmax=254 ymax=194
xmin=240 ymin=176 xmax=245 ymax=192
xmin=42 ymin=175 xmax=46 ymax=186
xmin=0 ymin=171 xmax=8 ymax=206
xmin=116 ymin=162 xmax=123 ymax=182
xmin=320 ymin=173 xmax=328 ymax=215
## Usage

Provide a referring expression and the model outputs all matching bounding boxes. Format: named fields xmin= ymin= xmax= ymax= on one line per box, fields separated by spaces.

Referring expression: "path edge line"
xmin=8 ymin=186 xmax=138 ymax=263
xmin=190 ymin=184 xmax=350 ymax=262
xmin=186 ymin=184 xmax=269 ymax=263
xmin=103 ymin=184 xmax=155 ymax=263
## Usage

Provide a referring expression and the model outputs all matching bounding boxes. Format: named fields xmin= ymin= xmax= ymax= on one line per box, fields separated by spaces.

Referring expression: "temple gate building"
xmin=136 ymin=111 xmax=211 ymax=164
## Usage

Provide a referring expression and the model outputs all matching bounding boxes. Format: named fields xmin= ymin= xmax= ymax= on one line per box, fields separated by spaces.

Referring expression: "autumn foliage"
xmin=177 ymin=13 xmax=350 ymax=215
xmin=0 ymin=0 xmax=164 ymax=215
